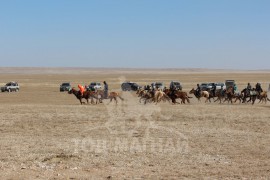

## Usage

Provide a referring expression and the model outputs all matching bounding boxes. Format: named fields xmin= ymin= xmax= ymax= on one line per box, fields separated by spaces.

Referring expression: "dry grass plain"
xmin=0 ymin=68 xmax=270 ymax=179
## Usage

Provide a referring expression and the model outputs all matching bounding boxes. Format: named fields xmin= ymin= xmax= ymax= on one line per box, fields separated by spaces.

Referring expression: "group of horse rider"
xmin=76 ymin=81 xmax=267 ymax=100
xmin=77 ymin=81 xmax=109 ymax=98
xmin=194 ymin=82 xmax=264 ymax=97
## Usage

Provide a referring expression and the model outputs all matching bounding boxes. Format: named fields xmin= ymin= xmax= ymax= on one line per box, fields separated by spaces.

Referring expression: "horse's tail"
xmin=267 ymin=97 xmax=270 ymax=101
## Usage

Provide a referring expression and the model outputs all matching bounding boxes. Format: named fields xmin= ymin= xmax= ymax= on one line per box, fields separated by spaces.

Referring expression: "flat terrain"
xmin=0 ymin=68 xmax=270 ymax=179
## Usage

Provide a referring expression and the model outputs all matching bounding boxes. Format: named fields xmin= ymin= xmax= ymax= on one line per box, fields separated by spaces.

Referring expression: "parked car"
xmin=170 ymin=81 xmax=182 ymax=90
xmin=88 ymin=82 xmax=102 ymax=90
xmin=206 ymin=82 xmax=226 ymax=90
xmin=200 ymin=83 xmax=208 ymax=91
xmin=60 ymin=82 xmax=71 ymax=92
xmin=121 ymin=82 xmax=140 ymax=91
xmin=225 ymin=80 xmax=235 ymax=90
xmin=1 ymin=82 xmax=20 ymax=92
xmin=151 ymin=82 xmax=164 ymax=90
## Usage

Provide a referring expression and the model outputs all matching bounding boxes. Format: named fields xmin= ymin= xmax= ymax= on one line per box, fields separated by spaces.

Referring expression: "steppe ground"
xmin=0 ymin=68 xmax=270 ymax=179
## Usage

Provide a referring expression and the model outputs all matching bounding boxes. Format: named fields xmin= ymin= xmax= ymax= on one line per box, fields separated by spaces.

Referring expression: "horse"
xmin=232 ymin=92 xmax=243 ymax=104
xmin=257 ymin=91 xmax=270 ymax=104
xmin=92 ymin=89 xmax=105 ymax=104
xmin=137 ymin=89 xmax=155 ymax=104
xmin=189 ymin=88 xmax=211 ymax=103
xmin=164 ymin=89 xmax=191 ymax=104
xmin=174 ymin=90 xmax=192 ymax=104
xmin=154 ymin=89 xmax=170 ymax=104
xmin=224 ymin=86 xmax=234 ymax=104
xmin=213 ymin=89 xmax=226 ymax=104
xmin=107 ymin=92 xmax=124 ymax=104
xmin=68 ymin=88 xmax=97 ymax=105
xmin=241 ymin=88 xmax=257 ymax=105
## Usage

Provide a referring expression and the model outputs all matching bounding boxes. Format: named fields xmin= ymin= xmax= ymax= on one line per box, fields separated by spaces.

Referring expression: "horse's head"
xmin=241 ymin=88 xmax=247 ymax=94
xmin=136 ymin=89 xmax=141 ymax=94
xmin=189 ymin=88 xmax=195 ymax=94
xmin=68 ymin=87 xmax=75 ymax=94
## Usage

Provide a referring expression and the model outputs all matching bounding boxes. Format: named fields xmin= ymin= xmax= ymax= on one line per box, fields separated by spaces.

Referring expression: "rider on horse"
xmin=195 ymin=84 xmax=201 ymax=97
xmin=211 ymin=83 xmax=216 ymax=97
xmin=78 ymin=84 xmax=85 ymax=96
xmin=246 ymin=83 xmax=252 ymax=95
xmin=233 ymin=83 xmax=238 ymax=94
xmin=255 ymin=83 xmax=263 ymax=96
xmin=103 ymin=81 xmax=108 ymax=99
xmin=170 ymin=81 xmax=176 ymax=97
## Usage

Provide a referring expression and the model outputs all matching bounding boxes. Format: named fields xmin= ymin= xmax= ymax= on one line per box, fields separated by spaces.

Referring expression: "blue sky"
xmin=0 ymin=0 xmax=269 ymax=69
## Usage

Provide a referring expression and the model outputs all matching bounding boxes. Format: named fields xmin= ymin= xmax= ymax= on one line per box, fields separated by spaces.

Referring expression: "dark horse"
xmin=241 ymin=88 xmax=257 ymax=105
xmin=68 ymin=88 xmax=96 ymax=105
xmin=213 ymin=89 xmax=226 ymax=103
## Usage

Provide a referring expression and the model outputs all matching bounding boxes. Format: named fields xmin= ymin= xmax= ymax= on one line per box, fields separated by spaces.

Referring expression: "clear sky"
xmin=0 ymin=0 xmax=269 ymax=69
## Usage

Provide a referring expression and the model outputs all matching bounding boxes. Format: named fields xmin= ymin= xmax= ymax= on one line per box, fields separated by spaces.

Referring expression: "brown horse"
xmin=257 ymin=91 xmax=270 ymax=103
xmin=224 ymin=87 xmax=234 ymax=104
xmin=68 ymin=88 xmax=97 ymax=105
xmin=189 ymin=88 xmax=210 ymax=103
xmin=164 ymin=89 xmax=192 ymax=104
xmin=154 ymin=90 xmax=170 ymax=104
xmin=142 ymin=91 xmax=156 ymax=104
xmin=213 ymin=89 xmax=226 ymax=104
xmin=108 ymin=92 xmax=124 ymax=104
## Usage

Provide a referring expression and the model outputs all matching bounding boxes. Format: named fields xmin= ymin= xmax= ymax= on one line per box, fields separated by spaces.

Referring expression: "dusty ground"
xmin=0 ymin=68 xmax=270 ymax=179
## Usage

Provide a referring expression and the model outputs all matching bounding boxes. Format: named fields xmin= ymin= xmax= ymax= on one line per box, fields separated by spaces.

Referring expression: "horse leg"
xmin=107 ymin=97 xmax=113 ymax=104
xmin=80 ymin=98 xmax=83 ymax=105
xmin=182 ymin=98 xmax=185 ymax=104
xmin=114 ymin=97 xmax=117 ymax=104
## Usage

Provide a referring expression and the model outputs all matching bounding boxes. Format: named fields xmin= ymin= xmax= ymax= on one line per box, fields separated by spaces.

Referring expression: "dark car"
xmin=121 ymin=82 xmax=140 ymax=91
xmin=1 ymin=82 xmax=20 ymax=92
xmin=200 ymin=83 xmax=208 ymax=91
xmin=225 ymin=80 xmax=235 ymax=90
xmin=60 ymin=82 xmax=71 ymax=92
xmin=170 ymin=81 xmax=182 ymax=90
xmin=151 ymin=82 xmax=164 ymax=90
xmin=88 ymin=82 xmax=102 ymax=90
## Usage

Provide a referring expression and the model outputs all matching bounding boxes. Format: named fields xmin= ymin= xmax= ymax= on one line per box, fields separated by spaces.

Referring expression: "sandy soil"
xmin=0 ymin=68 xmax=270 ymax=179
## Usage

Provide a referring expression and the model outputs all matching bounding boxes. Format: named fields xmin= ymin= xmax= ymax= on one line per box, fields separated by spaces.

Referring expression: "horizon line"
xmin=1 ymin=66 xmax=270 ymax=71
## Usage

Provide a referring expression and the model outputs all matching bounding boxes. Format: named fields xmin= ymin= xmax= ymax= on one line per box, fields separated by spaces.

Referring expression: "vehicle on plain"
xmin=225 ymin=80 xmax=235 ymax=90
xmin=170 ymin=81 xmax=182 ymax=90
xmin=206 ymin=82 xmax=226 ymax=90
xmin=1 ymin=82 xmax=20 ymax=92
xmin=88 ymin=82 xmax=102 ymax=91
xmin=60 ymin=82 xmax=71 ymax=92
xmin=151 ymin=82 xmax=164 ymax=90
xmin=200 ymin=83 xmax=208 ymax=91
xmin=121 ymin=82 xmax=140 ymax=91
